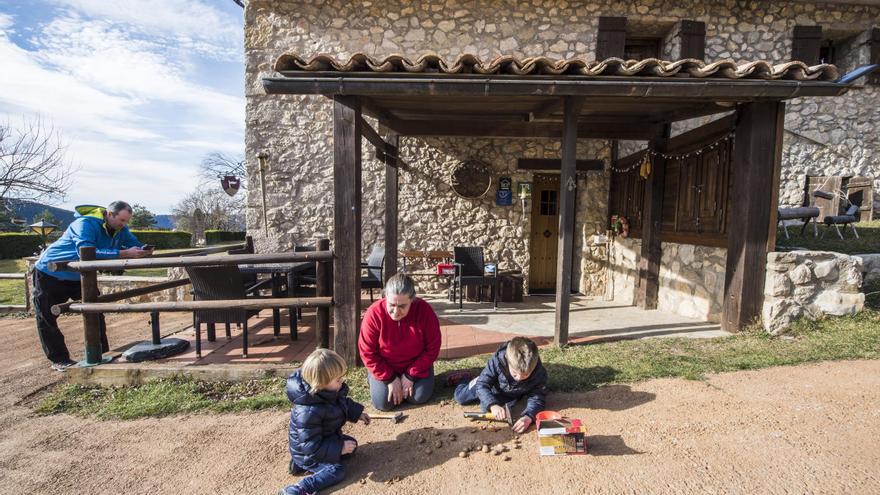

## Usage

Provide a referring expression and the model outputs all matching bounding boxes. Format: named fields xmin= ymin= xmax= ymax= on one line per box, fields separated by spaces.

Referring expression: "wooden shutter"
xmin=871 ymin=28 xmax=880 ymax=84
xmin=791 ymin=25 xmax=822 ymax=65
xmin=679 ymin=20 xmax=706 ymax=60
xmin=597 ymin=16 xmax=627 ymax=59
xmin=845 ymin=176 xmax=874 ymax=222
xmin=805 ymin=176 xmax=842 ymax=219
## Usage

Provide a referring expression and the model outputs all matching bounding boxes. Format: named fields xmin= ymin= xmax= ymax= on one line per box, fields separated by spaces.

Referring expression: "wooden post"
xmin=384 ymin=133 xmax=399 ymax=281
xmin=637 ymin=125 xmax=671 ymax=310
xmin=722 ymin=101 xmax=785 ymax=332
xmin=316 ymin=238 xmax=331 ymax=349
xmin=79 ymin=246 xmax=103 ymax=365
xmin=554 ymin=96 xmax=583 ymax=346
xmin=333 ymin=96 xmax=363 ymax=365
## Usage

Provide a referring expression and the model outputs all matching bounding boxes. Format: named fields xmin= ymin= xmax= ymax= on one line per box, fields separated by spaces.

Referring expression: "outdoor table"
xmin=238 ymin=262 xmax=316 ymax=339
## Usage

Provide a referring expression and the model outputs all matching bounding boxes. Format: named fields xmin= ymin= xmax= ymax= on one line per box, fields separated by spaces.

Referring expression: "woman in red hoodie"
xmin=358 ymin=273 xmax=441 ymax=411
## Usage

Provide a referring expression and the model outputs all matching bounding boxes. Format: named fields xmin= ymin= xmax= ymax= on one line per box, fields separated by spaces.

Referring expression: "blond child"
xmin=280 ymin=349 xmax=369 ymax=495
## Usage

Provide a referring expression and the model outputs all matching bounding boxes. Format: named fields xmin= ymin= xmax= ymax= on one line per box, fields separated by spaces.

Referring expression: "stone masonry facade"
xmin=245 ymin=1 xmax=879 ymax=321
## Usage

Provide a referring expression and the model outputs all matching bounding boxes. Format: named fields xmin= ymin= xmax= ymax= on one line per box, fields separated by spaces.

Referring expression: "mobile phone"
xmin=141 ymin=244 xmax=155 ymax=250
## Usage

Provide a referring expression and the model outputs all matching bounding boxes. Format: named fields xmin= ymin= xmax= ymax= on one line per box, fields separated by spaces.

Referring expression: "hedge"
xmin=205 ymin=230 xmax=246 ymax=245
xmin=0 ymin=233 xmax=43 ymax=259
xmin=130 ymin=230 xmax=192 ymax=249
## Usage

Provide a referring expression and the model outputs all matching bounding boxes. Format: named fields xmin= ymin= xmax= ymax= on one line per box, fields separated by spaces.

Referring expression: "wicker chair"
xmin=360 ymin=244 xmax=385 ymax=301
xmin=186 ymin=265 xmax=266 ymax=358
xmin=453 ymin=246 xmax=498 ymax=310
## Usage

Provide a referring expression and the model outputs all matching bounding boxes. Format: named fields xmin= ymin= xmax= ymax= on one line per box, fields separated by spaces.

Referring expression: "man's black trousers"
xmin=32 ymin=269 xmax=108 ymax=363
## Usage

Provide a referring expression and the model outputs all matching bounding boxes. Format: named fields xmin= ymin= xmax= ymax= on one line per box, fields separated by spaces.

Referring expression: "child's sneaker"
xmin=445 ymin=370 xmax=474 ymax=387
xmin=279 ymin=486 xmax=316 ymax=495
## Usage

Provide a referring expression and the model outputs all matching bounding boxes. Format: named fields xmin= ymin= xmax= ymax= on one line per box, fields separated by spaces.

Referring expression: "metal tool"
xmin=371 ymin=412 xmax=403 ymax=423
xmin=463 ymin=403 xmax=513 ymax=426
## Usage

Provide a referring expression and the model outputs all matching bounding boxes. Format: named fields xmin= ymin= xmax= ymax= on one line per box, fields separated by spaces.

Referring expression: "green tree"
xmin=129 ymin=203 xmax=157 ymax=229
xmin=32 ymin=208 xmax=59 ymax=226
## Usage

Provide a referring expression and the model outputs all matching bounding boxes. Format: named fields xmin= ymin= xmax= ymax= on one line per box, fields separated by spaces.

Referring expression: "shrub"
xmin=130 ymin=230 xmax=192 ymax=249
xmin=204 ymin=230 xmax=246 ymax=245
xmin=0 ymin=233 xmax=43 ymax=259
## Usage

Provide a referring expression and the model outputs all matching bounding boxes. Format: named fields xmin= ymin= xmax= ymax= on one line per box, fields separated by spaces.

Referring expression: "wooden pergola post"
xmin=637 ymin=125 xmax=671 ymax=310
xmin=332 ymin=96 xmax=363 ymax=365
xmin=554 ymin=96 xmax=583 ymax=346
xmin=316 ymin=238 xmax=331 ymax=349
xmin=722 ymin=101 xmax=785 ymax=332
xmin=384 ymin=133 xmax=399 ymax=281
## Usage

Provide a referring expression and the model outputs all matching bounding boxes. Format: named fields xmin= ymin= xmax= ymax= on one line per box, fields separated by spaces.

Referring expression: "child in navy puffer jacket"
xmin=280 ymin=349 xmax=370 ymax=495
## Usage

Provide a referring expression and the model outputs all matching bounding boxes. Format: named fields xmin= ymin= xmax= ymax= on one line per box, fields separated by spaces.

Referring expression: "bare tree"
xmin=0 ymin=118 xmax=74 ymax=206
xmin=172 ymin=185 xmax=245 ymax=242
xmin=199 ymin=151 xmax=247 ymax=192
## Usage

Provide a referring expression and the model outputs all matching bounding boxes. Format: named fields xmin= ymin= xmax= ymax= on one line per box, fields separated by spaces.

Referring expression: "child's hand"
xmin=360 ymin=413 xmax=371 ymax=425
xmin=512 ymin=416 xmax=533 ymax=433
xmin=342 ymin=440 xmax=357 ymax=455
xmin=490 ymin=404 xmax=506 ymax=421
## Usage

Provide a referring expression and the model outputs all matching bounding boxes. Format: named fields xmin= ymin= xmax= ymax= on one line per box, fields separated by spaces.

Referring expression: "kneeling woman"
xmin=358 ymin=273 xmax=441 ymax=411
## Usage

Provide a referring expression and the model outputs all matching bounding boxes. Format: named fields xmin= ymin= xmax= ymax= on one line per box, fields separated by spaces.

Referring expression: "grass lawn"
xmin=36 ymin=309 xmax=880 ymax=420
xmin=0 ymin=259 xmax=28 ymax=306
xmin=776 ymin=219 xmax=880 ymax=255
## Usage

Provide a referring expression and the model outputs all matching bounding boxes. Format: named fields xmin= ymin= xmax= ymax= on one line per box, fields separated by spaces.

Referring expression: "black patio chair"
xmin=453 ymin=246 xmax=498 ymax=310
xmin=360 ymin=244 xmax=385 ymax=302
xmin=822 ymin=204 xmax=861 ymax=240
xmin=185 ymin=264 xmax=268 ymax=359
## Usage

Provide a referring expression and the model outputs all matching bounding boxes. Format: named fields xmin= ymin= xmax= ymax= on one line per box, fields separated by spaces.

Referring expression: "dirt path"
xmin=0 ymin=315 xmax=878 ymax=494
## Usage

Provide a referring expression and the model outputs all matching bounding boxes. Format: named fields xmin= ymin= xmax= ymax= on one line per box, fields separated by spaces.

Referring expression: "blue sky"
xmin=0 ymin=0 xmax=245 ymax=213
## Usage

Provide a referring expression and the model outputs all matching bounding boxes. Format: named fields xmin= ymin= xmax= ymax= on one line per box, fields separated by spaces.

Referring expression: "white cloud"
xmin=49 ymin=0 xmax=242 ymax=60
xmin=0 ymin=10 xmax=245 ymax=212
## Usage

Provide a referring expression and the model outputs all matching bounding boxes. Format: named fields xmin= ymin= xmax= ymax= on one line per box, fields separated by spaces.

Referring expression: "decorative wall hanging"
xmin=451 ymin=159 xmax=493 ymax=199
xmin=496 ymin=176 xmax=513 ymax=206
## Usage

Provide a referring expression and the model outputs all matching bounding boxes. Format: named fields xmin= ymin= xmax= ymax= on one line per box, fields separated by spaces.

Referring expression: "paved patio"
xmin=75 ymin=295 xmax=727 ymax=383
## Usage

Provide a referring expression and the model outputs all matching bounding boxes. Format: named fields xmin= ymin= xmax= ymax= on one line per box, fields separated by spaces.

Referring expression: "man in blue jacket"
xmin=32 ymin=201 xmax=152 ymax=370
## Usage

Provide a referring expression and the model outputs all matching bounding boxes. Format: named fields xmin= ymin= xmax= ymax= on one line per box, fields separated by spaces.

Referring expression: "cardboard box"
xmin=536 ymin=411 xmax=587 ymax=456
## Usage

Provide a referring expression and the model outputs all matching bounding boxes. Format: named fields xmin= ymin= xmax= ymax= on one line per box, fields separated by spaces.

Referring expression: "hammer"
xmin=371 ymin=412 xmax=404 ymax=424
xmin=463 ymin=403 xmax=513 ymax=426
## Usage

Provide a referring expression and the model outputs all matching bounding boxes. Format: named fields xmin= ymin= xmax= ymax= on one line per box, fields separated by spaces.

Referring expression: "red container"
xmin=437 ymin=263 xmax=455 ymax=275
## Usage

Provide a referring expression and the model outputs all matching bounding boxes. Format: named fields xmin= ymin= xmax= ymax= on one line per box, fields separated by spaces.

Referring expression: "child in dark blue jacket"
xmin=281 ymin=348 xmax=370 ymax=495
xmin=454 ymin=337 xmax=547 ymax=433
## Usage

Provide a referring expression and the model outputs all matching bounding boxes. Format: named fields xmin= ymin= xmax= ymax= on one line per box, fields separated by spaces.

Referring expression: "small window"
xmin=540 ymin=190 xmax=558 ymax=216
xmin=819 ymin=40 xmax=836 ymax=65
xmin=624 ymin=38 xmax=662 ymax=60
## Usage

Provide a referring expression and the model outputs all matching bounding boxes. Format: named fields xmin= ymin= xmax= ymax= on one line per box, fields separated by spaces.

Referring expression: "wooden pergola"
xmin=263 ymin=67 xmax=851 ymax=365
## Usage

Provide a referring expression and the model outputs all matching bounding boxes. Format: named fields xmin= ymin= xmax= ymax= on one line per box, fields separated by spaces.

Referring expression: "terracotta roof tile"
xmin=274 ymin=53 xmax=840 ymax=81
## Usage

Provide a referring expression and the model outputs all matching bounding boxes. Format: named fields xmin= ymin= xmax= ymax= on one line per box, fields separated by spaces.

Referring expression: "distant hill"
xmin=1 ymin=199 xmax=75 ymax=231
xmin=1 ymin=200 xmax=177 ymax=231
xmin=154 ymin=215 xmax=176 ymax=230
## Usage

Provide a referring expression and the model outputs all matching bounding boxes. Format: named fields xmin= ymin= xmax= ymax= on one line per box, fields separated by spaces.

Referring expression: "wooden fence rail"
xmin=49 ymin=250 xmax=333 ymax=273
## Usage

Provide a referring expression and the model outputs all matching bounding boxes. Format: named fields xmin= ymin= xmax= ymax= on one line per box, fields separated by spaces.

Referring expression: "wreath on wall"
xmin=610 ymin=215 xmax=630 ymax=238
xmin=450 ymin=159 xmax=493 ymax=199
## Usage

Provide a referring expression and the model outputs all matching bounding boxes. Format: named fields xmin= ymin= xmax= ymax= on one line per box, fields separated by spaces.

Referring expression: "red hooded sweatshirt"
xmin=358 ymin=297 xmax=441 ymax=382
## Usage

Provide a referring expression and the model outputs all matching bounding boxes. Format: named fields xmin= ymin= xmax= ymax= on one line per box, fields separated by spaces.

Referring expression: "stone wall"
xmin=858 ymin=253 xmax=880 ymax=288
xmin=657 ymin=242 xmax=727 ymax=322
xmin=606 ymin=237 xmax=641 ymax=305
xmin=762 ymin=250 xmax=864 ymax=334
xmin=245 ymin=0 xmax=880 ymax=298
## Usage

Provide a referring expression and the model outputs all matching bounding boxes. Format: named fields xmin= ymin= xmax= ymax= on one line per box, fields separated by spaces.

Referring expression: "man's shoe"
xmin=51 ymin=359 xmax=77 ymax=372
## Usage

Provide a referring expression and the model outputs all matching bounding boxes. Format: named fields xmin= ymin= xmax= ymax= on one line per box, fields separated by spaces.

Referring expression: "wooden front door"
xmin=529 ymin=174 xmax=560 ymax=292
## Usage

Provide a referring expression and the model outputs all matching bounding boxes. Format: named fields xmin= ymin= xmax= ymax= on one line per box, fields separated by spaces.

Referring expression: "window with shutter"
xmin=792 ymin=25 xmax=822 ymax=65
xmin=597 ymin=16 xmax=627 ymax=59
xmin=871 ymin=28 xmax=880 ymax=85
xmin=679 ymin=20 xmax=706 ymax=60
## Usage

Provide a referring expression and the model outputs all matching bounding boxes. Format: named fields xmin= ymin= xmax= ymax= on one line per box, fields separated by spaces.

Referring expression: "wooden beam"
xmin=383 ymin=119 xmax=660 ymax=140
xmin=385 ymin=133 xmax=399 ymax=281
xmin=554 ymin=96 xmax=584 ymax=346
xmin=316 ymin=238 xmax=332 ymax=349
xmin=333 ymin=95 xmax=363 ymax=365
xmin=636 ymin=125 xmax=671 ymax=310
xmin=359 ymin=115 xmax=395 ymax=154
xmin=52 ymin=278 xmax=192 ymax=316
xmin=528 ymin=98 xmax=564 ymax=121
xmin=666 ymin=114 xmax=736 ymax=152
xmin=263 ymin=76 xmax=850 ymax=100
xmin=67 ymin=297 xmax=333 ymax=313
xmin=79 ymin=246 xmax=103 ymax=365
xmin=53 ymin=251 xmax=333 ymax=273
xmin=722 ymin=101 xmax=785 ymax=332
xmin=517 ymin=158 xmax=604 ymax=172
